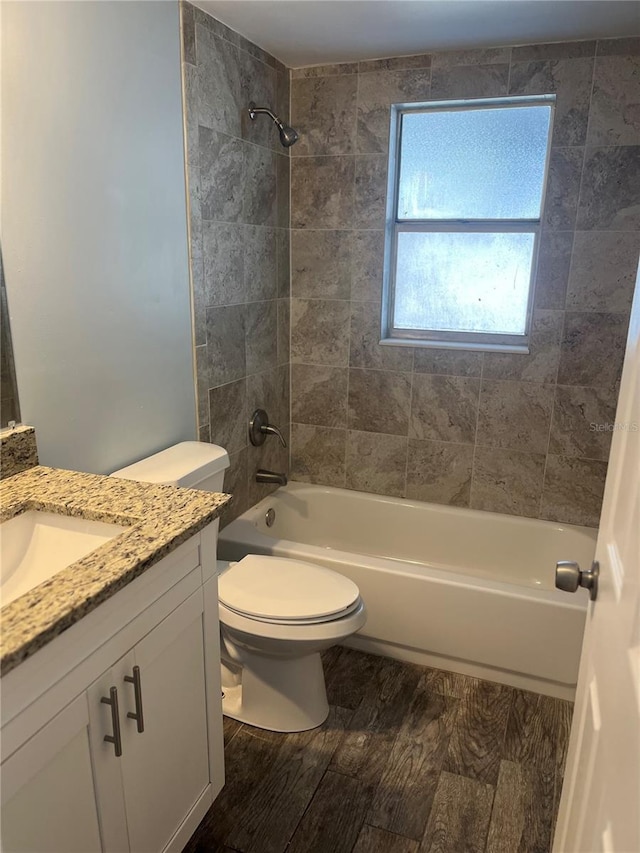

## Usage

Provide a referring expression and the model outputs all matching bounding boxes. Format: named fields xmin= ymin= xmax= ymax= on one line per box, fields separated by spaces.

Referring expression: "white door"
xmin=553 ymin=268 xmax=640 ymax=852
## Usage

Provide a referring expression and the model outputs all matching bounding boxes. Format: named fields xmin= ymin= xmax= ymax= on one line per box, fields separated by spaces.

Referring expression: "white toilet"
xmin=112 ymin=441 xmax=366 ymax=732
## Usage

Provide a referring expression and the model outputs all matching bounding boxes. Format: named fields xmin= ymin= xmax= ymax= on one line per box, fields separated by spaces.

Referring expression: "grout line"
xmin=551 ymin=228 xmax=637 ymax=235
xmin=291 ymin=151 xmax=394 ymax=160
xmin=555 ymin=380 xmax=624 ymax=391
xmin=290 ymin=422 xmax=347 ymax=434
xmin=583 ymin=53 xmax=597 ymax=146
xmin=537 ymin=54 xmax=599 ymax=518
xmin=201 ymin=218 xmax=280 ymax=231
xmin=290 ymin=421 xmax=467 ymax=443
xmin=404 ymin=350 xmax=415 ymax=497
xmin=197 ymin=118 xmax=285 ymax=158
xmin=289 ymin=227 xmax=384 ymax=231
xmin=538 ymin=386 xmax=557 ymax=519
xmin=540 ymin=301 xmax=568 ymax=517
xmin=354 ymin=64 xmax=361 ymax=152
xmin=287 ymin=143 xmax=638 ymax=161
xmin=290 ymin=294 xmax=352 ymax=302
xmin=468 ymin=354 xmax=485 ymax=509
xmin=575 ymin=56 xmax=598 ymax=226
xmin=292 ymin=362 xmax=411 ymax=375
xmin=342 ymin=106 xmax=360 ymax=491
xmin=343 ymin=347 xmax=352 ymax=485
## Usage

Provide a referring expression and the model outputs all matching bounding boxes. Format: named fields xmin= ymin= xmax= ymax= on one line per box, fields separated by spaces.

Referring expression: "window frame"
xmin=381 ymin=95 xmax=556 ymax=353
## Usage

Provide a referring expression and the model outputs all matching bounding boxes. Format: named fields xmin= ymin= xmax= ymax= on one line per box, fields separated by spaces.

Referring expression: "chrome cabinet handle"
xmin=555 ymin=560 xmax=600 ymax=601
xmin=101 ymin=686 xmax=123 ymax=757
xmin=124 ymin=665 xmax=145 ymax=733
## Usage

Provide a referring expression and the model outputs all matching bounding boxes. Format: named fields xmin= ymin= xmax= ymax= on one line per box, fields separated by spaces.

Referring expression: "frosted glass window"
xmin=394 ymin=232 xmax=535 ymax=334
xmin=384 ymin=96 xmax=554 ymax=350
xmin=398 ymin=106 xmax=552 ymax=220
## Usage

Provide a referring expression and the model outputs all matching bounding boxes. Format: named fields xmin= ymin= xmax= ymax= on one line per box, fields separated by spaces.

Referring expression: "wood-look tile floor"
xmin=183 ymin=647 xmax=573 ymax=853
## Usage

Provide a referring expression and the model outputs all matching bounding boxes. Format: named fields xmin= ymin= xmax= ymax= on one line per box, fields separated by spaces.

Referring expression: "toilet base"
xmin=221 ymin=650 xmax=329 ymax=732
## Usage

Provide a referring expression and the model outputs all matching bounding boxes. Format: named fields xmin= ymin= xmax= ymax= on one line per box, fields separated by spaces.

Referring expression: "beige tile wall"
xmin=289 ymin=38 xmax=640 ymax=527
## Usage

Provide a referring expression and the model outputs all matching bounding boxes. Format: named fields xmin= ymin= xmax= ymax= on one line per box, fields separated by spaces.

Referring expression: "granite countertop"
xmin=0 ymin=465 xmax=232 ymax=676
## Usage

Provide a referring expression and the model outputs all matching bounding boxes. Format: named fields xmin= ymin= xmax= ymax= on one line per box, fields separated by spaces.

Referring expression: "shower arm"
xmin=248 ymin=102 xmax=285 ymax=130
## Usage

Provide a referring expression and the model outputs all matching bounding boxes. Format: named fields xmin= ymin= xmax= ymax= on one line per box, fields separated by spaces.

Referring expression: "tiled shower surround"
xmin=180 ymin=2 xmax=290 ymax=521
xmin=288 ymin=38 xmax=640 ymax=527
xmin=181 ymin=3 xmax=638 ymax=528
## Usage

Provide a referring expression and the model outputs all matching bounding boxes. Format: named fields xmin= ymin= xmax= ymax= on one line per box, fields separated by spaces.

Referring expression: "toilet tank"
xmin=111 ymin=442 xmax=230 ymax=492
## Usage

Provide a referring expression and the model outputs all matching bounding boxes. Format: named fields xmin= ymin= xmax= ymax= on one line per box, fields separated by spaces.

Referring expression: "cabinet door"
xmin=88 ymin=654 xmax=133 ymax=853
xmin=1 ymin=695 xmax=102 ymax=853
xmin=119 ymin=589 xmax=210 ymax=853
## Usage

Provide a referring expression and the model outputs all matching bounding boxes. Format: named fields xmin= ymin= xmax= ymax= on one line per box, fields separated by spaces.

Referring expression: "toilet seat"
xmin=219 ymin=597 xmax=367 ymax=643
xmin=218 ymin=555 xmax=360 ymax=624
xmin=221 ymin=597 xmax=363 ymax=626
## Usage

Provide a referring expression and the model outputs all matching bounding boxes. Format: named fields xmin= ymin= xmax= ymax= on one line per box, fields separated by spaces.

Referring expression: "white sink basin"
xmin=0 ymin=511 xmax=128 ymax=608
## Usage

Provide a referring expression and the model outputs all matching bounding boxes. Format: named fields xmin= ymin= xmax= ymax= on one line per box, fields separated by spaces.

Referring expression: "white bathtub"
xmin=218 ymin=483 xmax=597 ymax=700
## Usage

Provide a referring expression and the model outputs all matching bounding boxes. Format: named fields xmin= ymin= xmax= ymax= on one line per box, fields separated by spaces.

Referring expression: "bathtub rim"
xmin=246 ymin=480 xmax=599 ymax=536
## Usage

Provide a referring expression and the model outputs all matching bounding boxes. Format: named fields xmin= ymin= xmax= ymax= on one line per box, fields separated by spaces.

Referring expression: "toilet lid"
xmin=218 ymin=555 xmax=360 ymax=622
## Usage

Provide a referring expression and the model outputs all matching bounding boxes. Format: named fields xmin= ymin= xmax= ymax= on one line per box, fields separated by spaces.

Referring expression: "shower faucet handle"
xmin=261 ymin=423 xmax=287 ymax=447
xmin=249 ymin=408 xmax=287 ymax=448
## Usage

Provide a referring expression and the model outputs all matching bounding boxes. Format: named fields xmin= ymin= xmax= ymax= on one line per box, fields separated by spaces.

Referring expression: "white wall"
xmin=1 ymin=1 xmax=196 ymax=473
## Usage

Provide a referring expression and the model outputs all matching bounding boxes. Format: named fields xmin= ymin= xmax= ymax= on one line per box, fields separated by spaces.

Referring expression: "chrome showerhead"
xmin=248 ymin=102 xmax=299 ymax=148
xmin=278 ymin=123 xmax=299 ymax=148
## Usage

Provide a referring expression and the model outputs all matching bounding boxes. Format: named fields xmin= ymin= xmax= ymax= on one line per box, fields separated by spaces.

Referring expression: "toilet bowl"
xmin=217 ymin=554 xmax=366 ymax=731
xmin=111 ymin=442 xmax=366 ymax=733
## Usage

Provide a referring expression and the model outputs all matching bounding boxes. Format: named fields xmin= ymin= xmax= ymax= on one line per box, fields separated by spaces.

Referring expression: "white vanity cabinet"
xmin=1 ymin=522 xmax=223 ymax=853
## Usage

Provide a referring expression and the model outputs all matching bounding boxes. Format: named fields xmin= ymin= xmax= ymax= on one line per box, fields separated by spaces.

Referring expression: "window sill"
xmin=379 ymin=338 xmax=530 ymax=355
